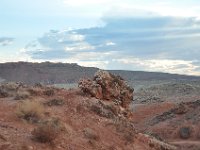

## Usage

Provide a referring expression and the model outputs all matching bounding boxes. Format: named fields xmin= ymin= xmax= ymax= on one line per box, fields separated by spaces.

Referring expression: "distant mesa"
xmin=0 ymin=62 xmax=200 ymax=85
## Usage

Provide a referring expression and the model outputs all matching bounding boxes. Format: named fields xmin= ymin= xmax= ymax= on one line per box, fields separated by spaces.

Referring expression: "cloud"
xmin=21 ymin=15 xmax=200 ymax=75
xmin=63 ymin=0 xmax=112 ymax=6
xmin=0 ymin=37 xmax=14 ymax=46
xmin=112 ymin=57 xmax=200 ymax=75
xmin=62 ymin=0 xmax=200 ymax=18
xmin=76 ymin=16 xmax=200 ymax=60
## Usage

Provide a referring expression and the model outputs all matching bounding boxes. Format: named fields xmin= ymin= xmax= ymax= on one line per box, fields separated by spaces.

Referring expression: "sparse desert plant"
xmin=16 ymin=100 xmax=44 ymax=123
xmin=28 ymin=87 xmax=42 ymax=96
xmin=43 ymin=88 xmax=55 ymax=96
xmin=14 ymin=90 xmax=30 ymax=100
xmin=32 ymin=124 xmax=58 ymax=143
xmin=31 ymin=118 xmax=62 ymax=143
xmin=0 ymin=88 xmax=9 ymax=98
xmin=0 ymin=83 xmax=19 ymax=98
xmin=44 ymin=98 xmax=64 ymax=106
xmin=113 ymin=117 xmax=136 ymax=142
xmin=3 ymin=82 xmax=19 ymax=91
xmin=90 ymin=104 xmax=115 ymax=119
xmin=34 ymin=83 xmax=43 ymax=88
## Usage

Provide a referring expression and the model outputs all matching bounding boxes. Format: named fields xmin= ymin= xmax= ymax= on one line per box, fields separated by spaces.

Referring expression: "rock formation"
xmin=78 ymin=70 xmax=134 ymax=108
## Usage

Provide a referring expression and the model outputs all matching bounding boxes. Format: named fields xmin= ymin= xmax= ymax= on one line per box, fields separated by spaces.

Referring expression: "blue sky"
xmin=1 ymin=0 xmax=200 ymax=75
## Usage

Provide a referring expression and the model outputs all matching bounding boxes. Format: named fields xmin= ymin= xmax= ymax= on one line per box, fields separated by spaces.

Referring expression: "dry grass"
xmin=28 ymin=87 xmax=43 ymax=96
xmin=113 ymin=117 xmax=136 ymax=142
xmin=16 ymin=100 xmax=44 ymax=123
xmin=31 ymin=118 xmax=62 ymax=143
xmin=0 ymin=88 xmax=9 ymax=98
xmin=3 ymin=82 xmax=19 ymax=91
xmin=44 ymin=98 xmax=64 ymax=106
xmin=32 ymin=124 xmax=58 ymax=143
xmin=43 ymin=89 xmax=55 ymax=96
xmin=14 ymin=90 xmax=30 ymax=100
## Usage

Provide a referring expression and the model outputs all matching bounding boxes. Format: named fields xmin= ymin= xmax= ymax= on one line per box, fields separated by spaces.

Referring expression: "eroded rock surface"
xmin=78 ymin=70 xmax=134 ymax=108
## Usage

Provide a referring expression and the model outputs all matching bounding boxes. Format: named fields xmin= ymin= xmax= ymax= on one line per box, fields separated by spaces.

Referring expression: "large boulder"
xmin=78 ymin=70 xmax=134 ymax=108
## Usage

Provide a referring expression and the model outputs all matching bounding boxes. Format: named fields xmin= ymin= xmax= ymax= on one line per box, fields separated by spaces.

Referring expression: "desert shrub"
xmin=44 ymin=98 xmax=64 ymax=106
xmin=145 ymin=131 xmax=164 ymax=141
xmin=90 ymin=104 xmax=115 ymax=119
xmin=3 ymin=82 xmax=19 ymax=91
xmin=32 ymin=124 xmax=58 ymax=143
xmin=90 ymin=100 xmax=118 ymax=119
xmin=114 ymin=117 xmax=136 ymax=142
xmin=34 ymin=83 xmax=43 ymax=88
xmin=28 ymin=87 xmax=42 ymax=96
xmin=0 ymin=88 xmax=9 ymax=98
xmin=0 ymin=83 xmax=18 ymax=98
xmin=31 ymin=118 xmax=62 ymax=143
xmin=43 ymin=89 xmax=55 ymax=96
xmin=16 ymin=100 xmax=44 ymax=123
xmin=14 ymin=90 xmax=30 ymax=100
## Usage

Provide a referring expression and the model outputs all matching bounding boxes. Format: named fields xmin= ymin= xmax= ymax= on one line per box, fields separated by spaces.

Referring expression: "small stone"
xmin=179 ymin=127 xmax=191 ymax=139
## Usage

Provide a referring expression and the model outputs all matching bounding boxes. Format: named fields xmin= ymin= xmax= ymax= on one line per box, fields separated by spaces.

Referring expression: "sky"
xmin=1 ymin=0 xmax=200 ymax=75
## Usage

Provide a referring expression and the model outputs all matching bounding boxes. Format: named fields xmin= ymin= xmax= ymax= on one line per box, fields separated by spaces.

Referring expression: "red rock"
xmin=78 ymin=70 xmax=134 ymax=108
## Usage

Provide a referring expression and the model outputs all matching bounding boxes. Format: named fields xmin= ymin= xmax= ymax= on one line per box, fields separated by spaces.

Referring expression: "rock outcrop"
xmin=78 ymin=70 xmax=134 ymax=108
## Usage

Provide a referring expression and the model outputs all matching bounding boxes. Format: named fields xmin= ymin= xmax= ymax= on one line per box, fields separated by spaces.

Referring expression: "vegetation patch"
xmin=0 ymin=88 xmax=9 ymax=98
xmin=43 ymin=89 xmax=55 ymax=96
xmin=14 ymin=90 xmax=30 ymax=100
xmin=31 ymin=118 xmax=62 ymax=143
xmin=44 ymin=98 xmax=64 ymax=106
xmin=16 ymin=100 xmax=44 ymax=123
xmin=114 ymin=117 xmax=136 ymax=142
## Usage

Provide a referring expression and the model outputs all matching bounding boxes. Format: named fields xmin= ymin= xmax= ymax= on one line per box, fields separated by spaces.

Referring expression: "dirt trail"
xmin=131 ymin=102 xmax=174 ymax=123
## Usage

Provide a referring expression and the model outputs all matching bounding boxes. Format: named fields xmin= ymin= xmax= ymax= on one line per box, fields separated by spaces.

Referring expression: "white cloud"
xmin=58 ymin=33 xmax=85 ymax=42
xmin=20 ymin=16 xmax=200 ymax=75
xmin=68 ymin=51 xmax=115 ymax=60
xmin=0 ymin=37 xmax=14 ymax=46
xmin=114 ymin=57 xmax=200 ymax=75
xmin=63 ymin=0 xmax=115 ymax=6
xmin=62 ymin=0 xmax=200 ymax=18
xmin=0 ymin=51 xmax=33 ymax=63
xmin=106 ymin=42 xmax=116 ymax=46
xmin=64 ymin=43 xmax=95 ymax=52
